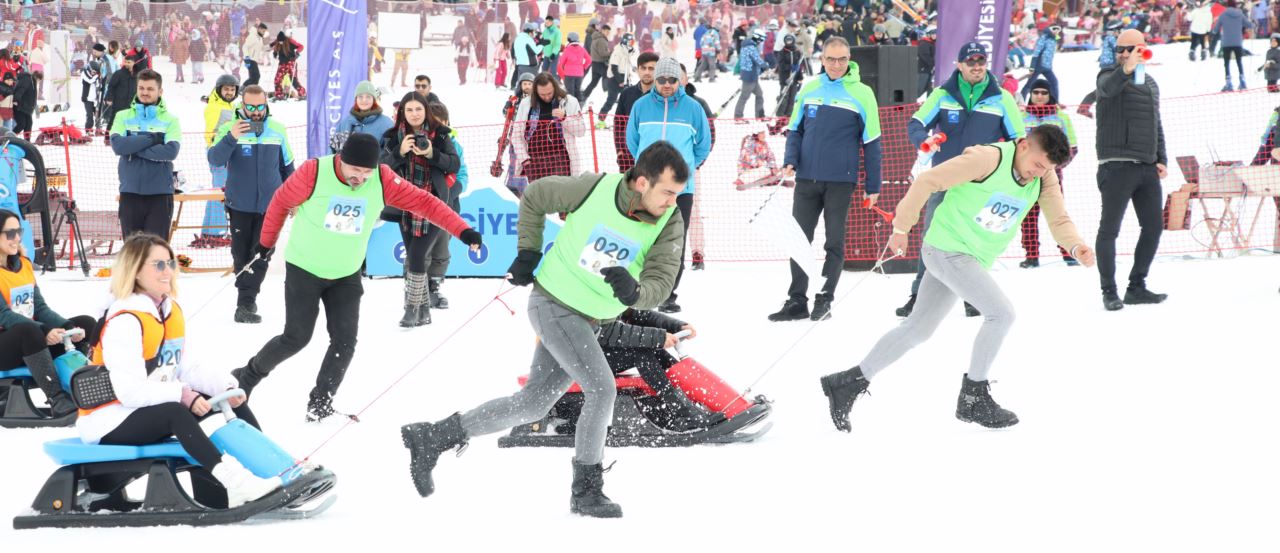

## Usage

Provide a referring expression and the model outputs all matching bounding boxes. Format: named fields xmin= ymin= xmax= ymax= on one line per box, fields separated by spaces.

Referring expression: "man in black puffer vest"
xmin=1094 ymin=29 xmax=1169 ymax=312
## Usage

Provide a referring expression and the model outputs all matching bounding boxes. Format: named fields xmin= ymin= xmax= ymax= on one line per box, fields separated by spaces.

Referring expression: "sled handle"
xmin=208 ymin=388 xmax=248 ymax=422
xmin=62 ymin=328 xmax=85 ymax=351
xmin=673 ymin=330 xmax=693 ymax=358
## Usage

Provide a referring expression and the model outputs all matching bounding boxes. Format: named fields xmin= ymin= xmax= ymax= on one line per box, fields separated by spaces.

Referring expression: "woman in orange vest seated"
xmin=0 ymin=210 xmax=96 ymax=417
xmin=78 ymin=233 xmax=279 ymax=506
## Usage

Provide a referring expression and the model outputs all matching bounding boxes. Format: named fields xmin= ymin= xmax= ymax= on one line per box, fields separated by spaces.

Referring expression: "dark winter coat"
xmin=1265 ymin=46 xmax=1280 ymax=81
xmin=104 ymin=67 xmax=137 ymax=128
xmin=918 ymin=37 xmax=935 ymax=72
xmin=908 ymin=71 xmax=1024 ymax=166
xmin=598 ymin=308 xmax=686 ymax=350
xmin=379 ymin=124 xmax=461 ymax=222
xmin=12 ymin=72 xmax=36 ymax=115
xmin=207 ymin=116 xmax=297 ymax=214
xmin=1094 ymin=64 xmax=1167 ymax=166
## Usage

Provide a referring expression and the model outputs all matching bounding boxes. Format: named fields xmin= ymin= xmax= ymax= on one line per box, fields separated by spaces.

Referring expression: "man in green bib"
xmin=820 ymin=126 xmax=1094 ymax=431
xmin=231 ymin=134 xmax=482 ymax=422
xmin=399 ymin=141 xmax=690 ymax=519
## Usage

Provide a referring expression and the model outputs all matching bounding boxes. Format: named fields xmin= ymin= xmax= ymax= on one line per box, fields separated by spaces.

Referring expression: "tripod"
xmin=48 ymin=194 xmax=91 ymax=277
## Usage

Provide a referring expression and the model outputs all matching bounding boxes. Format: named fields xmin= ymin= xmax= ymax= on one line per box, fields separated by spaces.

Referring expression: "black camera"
xmin=414 ymin=133 xmax=430 ymax=150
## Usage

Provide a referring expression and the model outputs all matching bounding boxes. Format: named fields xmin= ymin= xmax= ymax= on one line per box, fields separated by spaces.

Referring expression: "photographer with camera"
xmin=207 ymin=85 xmax=296 ymax=325
xmin=380 ymin=91 xmax=461 ymax=328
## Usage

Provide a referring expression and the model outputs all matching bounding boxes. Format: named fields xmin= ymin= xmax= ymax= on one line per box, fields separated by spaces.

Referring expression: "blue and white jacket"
xmin=625 ymin=86 xmax=712 ymax=195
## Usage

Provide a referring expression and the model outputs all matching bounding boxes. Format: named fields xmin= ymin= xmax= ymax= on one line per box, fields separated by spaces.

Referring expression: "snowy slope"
xmin=9 ymin=14 xmax=1280 ymax=551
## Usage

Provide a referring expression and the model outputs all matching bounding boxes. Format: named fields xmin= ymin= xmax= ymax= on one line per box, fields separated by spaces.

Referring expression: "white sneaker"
xmin=211 ymin=455 xmax=283 ymax=507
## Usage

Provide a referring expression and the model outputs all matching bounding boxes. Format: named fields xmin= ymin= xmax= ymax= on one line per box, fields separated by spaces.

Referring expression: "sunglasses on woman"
xmin=150 ymin=259 xmax=178 ymax=272
xmin=2 ymin=228 xmax=23 ymax=240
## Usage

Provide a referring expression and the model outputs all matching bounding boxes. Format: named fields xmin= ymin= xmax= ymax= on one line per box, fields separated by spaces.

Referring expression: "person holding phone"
xmin=207 ymin=84 xmax=295 ymax=324
xmin=0 ymin=210 xmax=96 ymax=418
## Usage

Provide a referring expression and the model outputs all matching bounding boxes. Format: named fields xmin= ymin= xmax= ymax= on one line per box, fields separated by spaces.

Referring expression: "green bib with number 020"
xmin=536 ymin=174 xmax=674 ymax=320
xmin=925 ymin=142 xmax=1041 ymax=269
xmin=286 ymin=155 xmax=386 ymax=279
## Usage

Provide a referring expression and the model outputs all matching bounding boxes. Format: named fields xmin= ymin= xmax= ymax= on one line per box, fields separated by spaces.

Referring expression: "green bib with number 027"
xmin=536 ymin=174 xmax=673 ymax=320
xmin=925 ymin=142 xmax=1041 ymax=269
xmin=286 ymin=155 xmax=386 ymax=279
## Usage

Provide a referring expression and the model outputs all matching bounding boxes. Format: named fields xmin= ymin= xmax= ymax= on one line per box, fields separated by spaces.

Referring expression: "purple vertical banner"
xmin=307 ymin=0 xmax=369 ymax=158
xmin=934 ymin=0 xmax=1013 ymax=86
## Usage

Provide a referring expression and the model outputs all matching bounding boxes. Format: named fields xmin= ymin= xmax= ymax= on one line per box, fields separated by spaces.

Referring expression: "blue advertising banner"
xmin=365 ymin=187 xmax=562 ymax=277
xmin=307 ymin=0 xmax=369 ymax=158
xmin=934 ymin=0 xmax=1012 ymax=86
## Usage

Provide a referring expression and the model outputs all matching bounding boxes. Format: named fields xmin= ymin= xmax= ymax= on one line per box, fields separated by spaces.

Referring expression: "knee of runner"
xmin=11 ymin=321 xmax=46 ymax=352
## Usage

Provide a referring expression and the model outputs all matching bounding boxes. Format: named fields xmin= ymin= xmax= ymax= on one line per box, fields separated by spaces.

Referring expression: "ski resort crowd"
xmin=7 ymin=0 xmax=1274 ymax=526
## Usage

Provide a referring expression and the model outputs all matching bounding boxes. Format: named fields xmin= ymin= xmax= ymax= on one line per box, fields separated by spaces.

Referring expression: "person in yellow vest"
xmin=230 ymin=134 xmax=481 ymax=422
xmin=0 ymin=210 xmax=95 ymax=417
xmin=79 ymin=234 xmax=280 ymax=506
xmin=399 ymin=141 xmax=690 ymax=519
xmin=820 ymin=126 xmax=1095 ymax=432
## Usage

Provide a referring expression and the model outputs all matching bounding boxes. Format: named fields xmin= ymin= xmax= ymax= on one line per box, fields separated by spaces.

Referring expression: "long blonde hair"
xmin=109 ymin=234 xmax=179 ymax=300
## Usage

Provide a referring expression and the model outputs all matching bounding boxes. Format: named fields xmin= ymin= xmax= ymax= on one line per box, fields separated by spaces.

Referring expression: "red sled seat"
xmin=516 ymin=374 xmax=655 ymax=396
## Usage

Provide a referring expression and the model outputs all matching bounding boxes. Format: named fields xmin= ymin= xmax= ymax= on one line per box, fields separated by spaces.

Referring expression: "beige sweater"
xmin=892 ymin=144 xmax=1087 ymax=253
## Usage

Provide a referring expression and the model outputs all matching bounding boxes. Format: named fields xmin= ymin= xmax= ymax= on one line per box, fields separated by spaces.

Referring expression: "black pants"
xmin=245 ymin=263 xmax=363 ymax=401
xmin=13 ymin=111 xmax=33 ymax=139
xmin=428 ymin=196 xmax=461 ymax=278
xmin=1095 ymin=162 xmax=1163 ymax=294
xmin=243 ymin=59 xmax=261 ymax=87
xmin=400 ymin=221 xmax=446 ymax=274
xmin=669 ymin=193 xmax=693 ymax=302
xmin=0 ymin=316 xmax=97 ymax=370
xmin=788 ymin=179 xmax=853 ymax=302
xmin=1190 ymin=33 xmax=1207 ymax=53
xmin=229 ymin=209 xmax=269 ymax=307
xmin=512 ymin=63 xmax=535 ymax=90
xmin=582 ymin=61 xmax=608 ymax=99
xmin=564 ymin=75 xmax=583 ymax=101
xmin=99 ymin=401 xmax=261 ymax=469
xmin=1222 ymin=46 xmax=1244 ymax=78
xmin=119 ymin=192 xmax=173 ymax=240
xmin=602 ymin=347 xmax=679 ymax=393
xmin=600 ymin=76 xmax=622 ymax=116
xmin=82 ymin=101 xmax=96 ymax=130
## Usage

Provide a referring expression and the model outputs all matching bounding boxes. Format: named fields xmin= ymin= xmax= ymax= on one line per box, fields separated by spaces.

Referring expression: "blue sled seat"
xmin=43 ymin=437 xmax=198 ymax=466
xmin=0 ymin=367 xmax=33 ymax=379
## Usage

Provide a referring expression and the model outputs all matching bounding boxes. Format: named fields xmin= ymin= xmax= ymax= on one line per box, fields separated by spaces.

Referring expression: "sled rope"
xmin=298 ymin=282 xmax=521 ymax=463
xmin=725 ymin=243 xmax=900 ymax=410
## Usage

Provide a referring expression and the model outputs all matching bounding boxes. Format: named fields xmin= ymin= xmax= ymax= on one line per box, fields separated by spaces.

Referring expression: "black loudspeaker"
xmin=849 ymin=45 xmax=919 ymax=107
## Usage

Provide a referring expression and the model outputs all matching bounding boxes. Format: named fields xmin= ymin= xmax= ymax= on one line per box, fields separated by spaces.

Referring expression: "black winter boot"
xmin=23 ymin=351 xmax=77 ymax=417
xmin=1123 ymin=286 xmax=1167 ymax=305
xmin=819 ymin=366 xmax=870 ymax=432
xmin=429 ymin=277 xmax=449 ymax=309
xmin=401 ymin=272 xmax=430 ymax=328
xmin=1102 ymin=291 xmax=1124 ymax=311
xmin=1018 ymin=257 xmax=1039 ymax=268
xmin=401 ymin=413 xmax=468 ymax=497
xmin=234 ymin=305 xmax=261 ymax=324
xmin=955 ymin=374 xmax=1019 ymax=428
xmin=767 ymin=298 xmax=809 ymax=321
xmin=654 ymin=385 xmax=727 ymax=432
xmin=895 ymin=294 xmax=916 ymax=317
xmin=810 ymin=293 xmax=833 ymax=321
xmin=570 ymin=460 xmax=623 ymax=518
xmin=231 ymin=360 xmax=265 ymax=397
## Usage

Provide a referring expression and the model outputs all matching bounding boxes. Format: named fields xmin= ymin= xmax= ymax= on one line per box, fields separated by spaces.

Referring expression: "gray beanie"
xmin=567 ymin=32 xmax=579 ymax=43
xmin=517 ymin=72 xmax=536 ymax=85
xmin=654 ymin=57 xmax=681 ymax=81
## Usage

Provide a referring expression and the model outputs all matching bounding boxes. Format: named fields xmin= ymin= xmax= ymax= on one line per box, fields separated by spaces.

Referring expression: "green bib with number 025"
xmin=925 ymin=142 xmax=1041 ymax=269
xmin=286 ymin=155 xmax=386 ymax=279
xmin=536 ymin=174 xmax=673 ymax=320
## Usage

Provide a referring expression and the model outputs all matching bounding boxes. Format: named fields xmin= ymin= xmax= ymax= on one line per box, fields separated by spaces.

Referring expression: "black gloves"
xmin=506 ymin=250 xmax=542 ymax=287
xmin=254 ymin=243 xmax=274 ymax=262
xmin=600 ymin=267 xmax=640 ymax=306
xmin=460 ymin=228 xmax=483 ymax=249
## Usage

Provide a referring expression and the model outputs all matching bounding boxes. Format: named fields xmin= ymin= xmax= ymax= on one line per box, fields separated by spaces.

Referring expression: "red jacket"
xmin=260 ymin=156 xmax=470 ymax=249
xmin=558 ymin=43 xmax=591 ymax=78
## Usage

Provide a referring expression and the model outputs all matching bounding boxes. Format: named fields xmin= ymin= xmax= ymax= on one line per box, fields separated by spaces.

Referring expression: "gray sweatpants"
xmin=459 ymin=289 xmax=615 ymax=464
xmin=860 ymin=244 xmax=1015 ymax=382
xmin=734 ymin=80 xmax=765 ymax=118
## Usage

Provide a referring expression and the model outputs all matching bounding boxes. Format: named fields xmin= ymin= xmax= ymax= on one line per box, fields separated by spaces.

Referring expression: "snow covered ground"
xmin=6 ymin=12 xmax=1280 ymax=551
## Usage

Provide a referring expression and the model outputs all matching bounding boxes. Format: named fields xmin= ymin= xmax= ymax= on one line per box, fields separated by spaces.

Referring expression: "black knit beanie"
xmin=340 ymin=133 xmax=381 ymax=169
